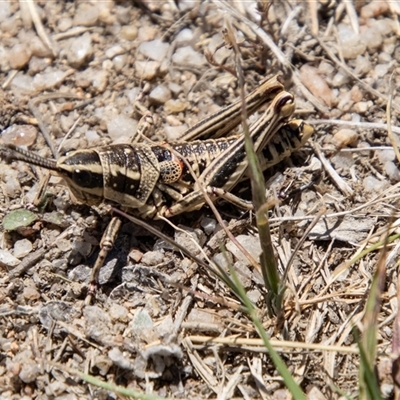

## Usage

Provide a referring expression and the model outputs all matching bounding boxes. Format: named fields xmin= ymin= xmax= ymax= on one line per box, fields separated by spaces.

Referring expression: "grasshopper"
xmin=0 ymin=75 xmax=313 ymax=292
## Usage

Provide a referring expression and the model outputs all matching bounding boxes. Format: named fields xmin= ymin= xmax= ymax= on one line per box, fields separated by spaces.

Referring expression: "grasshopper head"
xmin=56 ymin=149 xmax=105 ymax=205
xmin=0 ymin=145 xmax=105 ymax=205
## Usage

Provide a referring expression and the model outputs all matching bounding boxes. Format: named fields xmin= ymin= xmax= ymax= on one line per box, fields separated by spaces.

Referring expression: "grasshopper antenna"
xmin=0 ymin=144 xmax=58 ymax=171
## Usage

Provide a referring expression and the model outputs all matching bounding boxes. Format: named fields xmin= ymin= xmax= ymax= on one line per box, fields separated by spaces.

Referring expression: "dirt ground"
xmin=0 ymin=1 xmax=400 ymax=399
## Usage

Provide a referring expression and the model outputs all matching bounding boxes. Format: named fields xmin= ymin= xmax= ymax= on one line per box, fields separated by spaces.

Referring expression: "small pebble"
xmin=109 ymin=303 xmax=129 ymax=322
xmin=28 ymin=56 xmax=50 ymax=74
xmin=164 ymin=124 xmax=188 ymax=141
xmin=247 ymin=289 xmax=262 ymax=303
xmin=385 ymin=161 xmax=400 ymax=181
xmin=1 ymin=124 xmax=38 ymax=147
xmin=377 ymin=149 xmax=395 ymax=163
xmin=105 ymin=44 xmax=125 ymax=59
xmin=33 ymin=70 xmax=67 ymax=91
xmin=45 ymin=381 xmax=68 ymax=397
xmin=23 ymin=284 xmax=40 ymax=301
xmin=8 ymin=43 xmax=31 ymax=69
xmin=11 ymin=73 xmax=36 ymax=97
xmin=91 ymin=69 xmax=108 ymax=93
xmin=212 ymin=252 xmax=233 ymax=270
xmin=1 ymin=16 xmax=20 ymax=37
xmin=164 ymin=99 xmax=188 ymax=114
xmin=13 ymin=239 xmax=33 ymax=258
xmin=107 ymin=115 xmax=138 ymax=141
xmin=200 ymin=217 xmax=217 ymax=235
xmin=354 ymin=54 xmax=371 ymax=76
xmin=67 ymin=32 xmax=93 ymax=68
xmin=84 ymin=305 xmax=112 ymax=343
xmin=383 ymin=42 xmax=395 ymax=55
xmin=353 ymin=101 xmax=369 ymax=113
xmin=168 ymin=82 xmax=182 ymax=95
xmin=331 ymin=151 xmax=354 ymax=170
xmin=19 ymin=361 xmax=39 ymax=383
xmin=369 ymin=18 xmax=394 ymax=36
xmin=307 ymin=386 xmax=327 ymax=400
xmin=337 ymin=23 xmax=366 ymax=59
xmin=226 ymin=235 xmax=262 ymax=266
xmin=73 ymin=4 xmax=100 ymax=27
xmin=57 ymin=17 xmax=72 ymax=32
xmin=0 ymin=0 xmax=11 ymax=22
xmin=141 ymin=250 xmax=164 ymax=266
xmin=85 ymin=130 xmax=101 ymax=147
xmin=52 ymin=259 xmax=68 ymax=271
xmin=128 ymin=248 xmax=143 ymax=262
xmin=174 ymin=226 xmax=206 ymax=256
xmin=0 ymin=45 xmax=10 ymax=71
xmin=350 ymin=86 xmax=363 ymax=102
xmin=30 ymin=36 xmax=53 ymax=58
xmin=360 ymin=27 xmax=383 ymax=51
xmin=374 ymin=63 xmax=389 ymax=78
xmin=134 ymin=60 xmax=159 ymax=80
xmin=332 ymin=129 xmax=358 ymax=148
xmin=208 ymin=33 xmax=231 ymax=64
xmin=137 ymin=25 xmax=158 ymax=42
xmin=108 ymin=347 xmax=133 ymax=370
xmin=120 ymin=25 xmax=138 ymax=41
xmin=360 ymin=1 xmax=389 ymax=20
xmin=363 ymin=175 xmax=388 ymax=192
xmin=332 ymin=70 xmax=349 ymax=87
xmin=318 ymin=60 xmax=334 ymax=76
xmin=175 ymin=28 xmax=195 ymax=47
xmin=172 ymin=46 xmax=206 ymax=67
xmin=93 ymin=355 xmax=113 ymax=376
xmin=149 ymin=85 xmax=171 ymax=104
xmin=113 ymin=54 xmax=127 ymax=72
xmin=0 ymin=249 xmax=20 ymax=267
xmin=378 ymin=52 xmax=392 ymax=64
xmin=56 ymin=239 xmax=72 ymax=252
xmin=299 ymin=64 xmax=332 ymax=107
xmin=138 ymin=39 xmax=170 ymax=62
xmin=72 ymin=239 xmax=91 ymax=258
xmin=337 ymin=91 xmax=353 ymax=112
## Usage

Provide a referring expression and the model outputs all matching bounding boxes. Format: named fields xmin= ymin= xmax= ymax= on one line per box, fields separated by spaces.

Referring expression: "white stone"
xmin=354 ymin=55 xmax=371 ymax=76
xmin=67 ymin=32 xmax=93 ymax=68
xmin=363 ymin=176 xmax=388 ymax=192
xmin=377 ymin=149 xmax=395 ymax=163
xmin=107 ymin=115 xmax=138 ymax=141
xmin=374 ymin=64 xmax=389 ymax=78
xmin=332 ymin=70 xmax=350 ymax=87
xmin=360 ymin=27 xmax=383 ymax=51
xmin=338 ymin=23 xmax=366 ymax=59
xmin=33 ymin=70 xmax=67 ymax=91
xmin=0 ymin=249 xmax=20 ymax=267
xmin=138 ymin=39 xmax=170 ymax=62
xmin=385 ymin=161 xmax=400 ymax=181
xmin=13 ymin=239 xmax=33 ymax=259
xmin=175 ymin=28 xmax=194 ymax=46
xmin=85 ymin=130 xmax=101 ymax=147
xmin=105 ymin=44 xmax=125 ymax=59
xmin=0 ymin=0 xmax=11 ymax=22
xmin=149 ymin=85 xmax=171 ymax=104
xmin=134 ymin=60 xmax=159 ymax=80
xmin=172 ymin=46 xmax=206 ymax=67
xmin=226 ymin=235 xmax=262 ymax=266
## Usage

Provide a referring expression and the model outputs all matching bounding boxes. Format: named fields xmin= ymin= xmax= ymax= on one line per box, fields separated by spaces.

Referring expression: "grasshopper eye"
xmin=72 ymin=169 xmax=93 ymax=187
